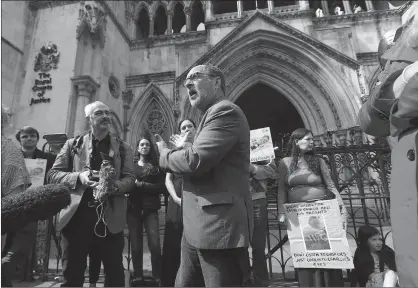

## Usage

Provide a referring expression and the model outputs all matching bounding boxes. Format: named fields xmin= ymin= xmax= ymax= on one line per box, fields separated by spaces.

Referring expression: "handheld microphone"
xmin=2 ymin=183 xmax=71 ymax=234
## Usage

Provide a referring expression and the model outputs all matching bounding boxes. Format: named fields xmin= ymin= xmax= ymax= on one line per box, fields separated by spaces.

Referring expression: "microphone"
xmin=1 ymin=184 xmax=71 ymax=234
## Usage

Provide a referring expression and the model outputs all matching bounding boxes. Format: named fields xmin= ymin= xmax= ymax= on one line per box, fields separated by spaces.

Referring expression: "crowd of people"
xmin=1 ymin=15 xmax=417 ymax=287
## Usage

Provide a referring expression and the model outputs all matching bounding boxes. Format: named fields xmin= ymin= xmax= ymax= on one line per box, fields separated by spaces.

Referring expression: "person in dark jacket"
xmin=161 ymin=118 xmax=196 ymax=287
xmin=358 ymin=14 xmax=418 ymax=287
xmin=127 ymin=133 xmax=165 ymax=285
xmin=2 ymin=126 xmax=56 ymax=286
xmin=352 ymin=226 xmax=397 ymax=287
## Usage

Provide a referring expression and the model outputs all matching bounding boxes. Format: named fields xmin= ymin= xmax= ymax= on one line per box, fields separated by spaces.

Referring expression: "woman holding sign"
xmin=277 ymin=128 xmax=348 ymax=287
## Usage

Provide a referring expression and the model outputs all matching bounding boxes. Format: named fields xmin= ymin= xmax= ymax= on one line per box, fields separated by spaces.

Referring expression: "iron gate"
xmin=31 ymin=127 xmax=392 ymax=283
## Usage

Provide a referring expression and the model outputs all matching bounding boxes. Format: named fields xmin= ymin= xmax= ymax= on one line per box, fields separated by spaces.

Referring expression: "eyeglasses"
xmin=183 ymin=72 xmax=215 ymax=87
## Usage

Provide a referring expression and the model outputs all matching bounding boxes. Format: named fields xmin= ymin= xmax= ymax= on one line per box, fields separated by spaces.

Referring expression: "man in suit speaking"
xmin=155 ymin=64 xmax=254 ymax=287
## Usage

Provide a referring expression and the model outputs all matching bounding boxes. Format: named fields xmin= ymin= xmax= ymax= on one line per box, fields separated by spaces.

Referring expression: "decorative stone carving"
xmin=33 ymin=42 xmax=60 ymax=72
xmin=108 ymin=76 xmax=120 ymax=99
xmin=76 ymin=1 xmax=107 ymax=47
xmin=356 ymin=66 xmax=369 ymax=98
xmin=125 ymin=71 xmax=175 ymax=86
xmin=312 ymin=9 xmax=400 ymax=26
xmin=122 ymin=89 xmax=134 ymax=108
xmin=130 ymin=31 xmax=207 ymax=49
xmin=145 ymin=101 xmax=167 ymax=135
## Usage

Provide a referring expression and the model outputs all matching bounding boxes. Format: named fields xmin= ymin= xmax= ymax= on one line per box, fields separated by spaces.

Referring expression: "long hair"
xmin=133 ymin=131 xmax=158 ymax=166
xmin=353 ymin=226 xmax=397 ymax=286
xmin=288 ymin=128 xmax=321 ymax=175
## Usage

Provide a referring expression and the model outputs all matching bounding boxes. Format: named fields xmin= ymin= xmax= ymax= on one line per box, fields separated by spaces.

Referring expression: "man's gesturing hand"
xmin=170 ymin=131 xmax=191 ymax=149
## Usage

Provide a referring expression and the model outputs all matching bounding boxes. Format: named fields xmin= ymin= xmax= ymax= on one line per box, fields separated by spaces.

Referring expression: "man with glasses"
xmin=48 ymin=101 xmax=135 ymax=287
xmin=155 ymin=64 xmax=253 ymax=287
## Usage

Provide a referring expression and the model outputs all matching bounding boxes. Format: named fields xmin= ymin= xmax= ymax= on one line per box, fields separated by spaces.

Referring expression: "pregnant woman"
xmin=277 ymin=128 xmax=348 ymax=287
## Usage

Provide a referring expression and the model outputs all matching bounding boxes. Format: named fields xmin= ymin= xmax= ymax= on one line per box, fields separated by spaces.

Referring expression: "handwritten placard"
xmin=250 ymin=127 xmax=275 ymax=163
xmin=25 ymin=159 xmax=47 ymax=188
xmin=284 ymin=200 xmax=353 ymax=269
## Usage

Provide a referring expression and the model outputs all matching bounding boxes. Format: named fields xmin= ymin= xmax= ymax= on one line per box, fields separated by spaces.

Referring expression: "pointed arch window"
xmin=274 ymin=0 xmax=296 ymax=7
xmin=136 ymin=7 xmax=150 ymax=39
xmin=173 ymin=2 xmax=186 ymax=33
xmin=191 ymin=1 xmax=205 ymax=31
xmin=154 ymin=5 xmax=167 ymax=36
xmin=213 ymin=0 xmax=238 ymax=14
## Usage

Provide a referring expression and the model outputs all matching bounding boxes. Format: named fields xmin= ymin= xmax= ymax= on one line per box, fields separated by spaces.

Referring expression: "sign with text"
xmin=25 ymin=159 xmax=47 ymax=188
xmin=30 ymin=72 xmax=52 ymax=105
xmin=250 ymin=127 xmax=275 ymax=163
xmin=284 ymin=199 xmax=353 ymax=269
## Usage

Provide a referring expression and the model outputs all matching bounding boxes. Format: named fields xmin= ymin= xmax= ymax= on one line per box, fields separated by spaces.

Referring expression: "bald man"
xmin=48 ymin=101 xmax=135 ymax=287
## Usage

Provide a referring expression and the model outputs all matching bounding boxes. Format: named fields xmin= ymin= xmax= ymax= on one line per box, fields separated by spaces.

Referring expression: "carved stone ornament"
xmin=108 ymin=76 xmax=120 ymax=99
xmin=76 ymin=1 xmax=107 ymax=47
xmin=146 ymin=101 xmax=167 ymax=135
xmin=33 ymin=42 xmax=60 ymax=72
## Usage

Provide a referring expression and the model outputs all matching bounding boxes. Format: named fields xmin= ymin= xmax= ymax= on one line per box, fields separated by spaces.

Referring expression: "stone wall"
xmin=1 ymin=1 xmax=27 ymax=109
xmin=14 ymin=3 xmax=80 ymax=148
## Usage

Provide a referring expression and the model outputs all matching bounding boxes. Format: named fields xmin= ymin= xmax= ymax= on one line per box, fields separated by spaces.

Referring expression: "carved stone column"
xmin=365 ymin=0 xmax=374 ymax=11
xmin=268 ymin=0 xmax=274 ymax=13
xmin=122 ymin=89 xmax=133 ymax=141
xmin=71 ymin=75 xmax=100 ymax=136
xmin=149 ymin=16 xmax=154 ymax=36
xmin=321 ymin=0 xmax=329 ymax=14
xmin=184 ymin=7 xmax=191 ymax=31
xmin=167 ymin=11 xmax=173 ymax=34
xmin=299 ymin=0 xmax=310 ymax=10
xmin=343 ymin=0 xmax=352 ymax=13
xmin=205 ymin=0 xmax=213 ymax=22
xmin=237 ymin=0 xmax=243 ymax=18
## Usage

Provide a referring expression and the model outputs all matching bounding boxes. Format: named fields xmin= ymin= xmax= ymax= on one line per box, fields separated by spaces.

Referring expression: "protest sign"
xmin=284 ymin=199 xmax=353 ymax=269
xmin=250 ymin=127 xmax=275 ymax=163
xmin=25 ymin=158 xmax=47 ymax=188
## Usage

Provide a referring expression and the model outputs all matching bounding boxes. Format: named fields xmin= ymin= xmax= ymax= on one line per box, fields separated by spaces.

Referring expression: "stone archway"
xmin=177 ymin=28 xmax=361 ymax=135
xmin=235 ymin=83 xmax=304 ymax=144
xmin=127 ymin=82 xmax=176 ymax=149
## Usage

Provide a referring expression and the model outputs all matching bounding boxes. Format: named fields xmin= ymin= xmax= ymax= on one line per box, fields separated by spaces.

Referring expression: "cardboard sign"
xmin=250 ymin=127 xmax=275 ymax=163
xmin=25 ymin=158 xmax=47 ymax=188
xmin=284 ymin=199 xmax=354 ymax=269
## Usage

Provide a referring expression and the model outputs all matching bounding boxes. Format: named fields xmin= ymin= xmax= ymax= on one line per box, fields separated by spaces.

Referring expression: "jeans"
xmin=60 ymin=204 xmax=125 ymax=287
xmin=1 ymin=222 xmax=38 ymax=287
xmin=127 ymin=207 xmax=162 ymax=280
xmin=251 ymin=198 xmax=269 ymax=286
xmin=175 ymin=236 xmax=251 ymax=287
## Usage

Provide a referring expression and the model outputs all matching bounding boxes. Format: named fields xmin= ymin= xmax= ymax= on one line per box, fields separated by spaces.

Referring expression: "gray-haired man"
xmin=48 ymin=101 xmax=135 ymax=287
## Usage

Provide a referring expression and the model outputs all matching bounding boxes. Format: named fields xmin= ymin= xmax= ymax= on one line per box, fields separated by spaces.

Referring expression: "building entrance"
xmin=235 ymin=83 xmax=304 ymax=147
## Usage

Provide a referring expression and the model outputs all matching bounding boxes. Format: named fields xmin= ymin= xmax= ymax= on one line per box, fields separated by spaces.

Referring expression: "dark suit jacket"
xmin=159 ymin=99 xmax=254 ymax=249
xmin=47 ymin=133 xmax=135 ymax=233
xmin=358 ymin=44 xmax=418 ymax=137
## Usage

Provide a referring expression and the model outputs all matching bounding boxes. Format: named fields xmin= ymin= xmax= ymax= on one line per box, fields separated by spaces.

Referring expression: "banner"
xmin=284 ymin=199 xmax=354 ymax=269
xmin=25 ymin=158 xmax=47 ymax=188
xmin=250 ymin=127 xmax=275 ymax=163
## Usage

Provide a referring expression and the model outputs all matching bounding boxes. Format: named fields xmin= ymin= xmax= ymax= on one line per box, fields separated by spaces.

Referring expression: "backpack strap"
xmin=68 ymin=135 xmax=82 ymax=172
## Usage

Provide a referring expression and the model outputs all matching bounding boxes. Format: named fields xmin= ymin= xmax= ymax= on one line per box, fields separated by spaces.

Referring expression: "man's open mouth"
xmin=188 ymin=90 xmax=197 ymax=98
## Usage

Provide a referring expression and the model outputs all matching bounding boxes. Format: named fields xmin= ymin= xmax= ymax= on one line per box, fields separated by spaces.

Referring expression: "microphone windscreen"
xmin=1 ymin=184 xmax=71 ymax=234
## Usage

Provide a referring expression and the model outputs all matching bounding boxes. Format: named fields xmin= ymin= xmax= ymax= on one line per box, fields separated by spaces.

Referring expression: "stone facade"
xmin=1 ymin=0 xmax=414 ymax=148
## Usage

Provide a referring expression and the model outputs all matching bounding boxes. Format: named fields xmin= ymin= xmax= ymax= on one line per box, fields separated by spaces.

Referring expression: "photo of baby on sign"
xmin=250 ymin=127 xmax=275 ymax=163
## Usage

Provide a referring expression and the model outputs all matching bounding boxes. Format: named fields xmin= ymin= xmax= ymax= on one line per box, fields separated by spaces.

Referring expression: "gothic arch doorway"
xmin=235 ymin=83 xmax=304 ymax=145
